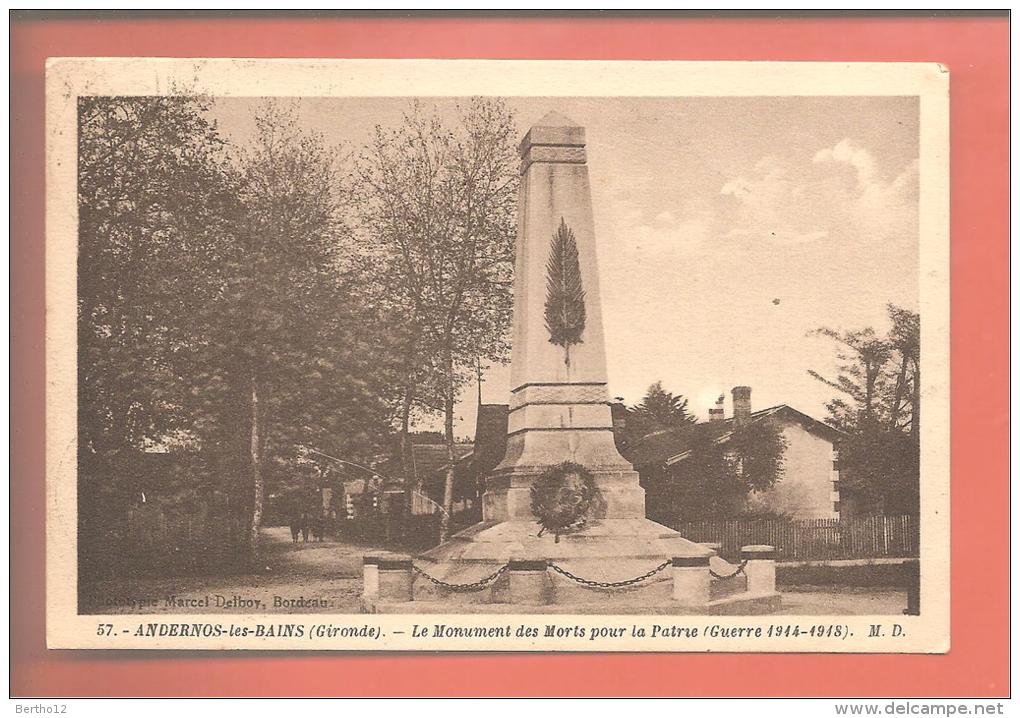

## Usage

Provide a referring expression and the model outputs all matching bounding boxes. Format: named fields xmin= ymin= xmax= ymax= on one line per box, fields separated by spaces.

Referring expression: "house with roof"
xmin=337 ymin=475 xmax=385 ymax=519
xmin=623 ymin=386 xmax=845 ymax=520
xmin=414 ymin=405 xmax=509 ymax=520
xmin=372 ymin=440 xmax=475 ymax=516
xmin=449 ymin=386 xmax=844 ymax=523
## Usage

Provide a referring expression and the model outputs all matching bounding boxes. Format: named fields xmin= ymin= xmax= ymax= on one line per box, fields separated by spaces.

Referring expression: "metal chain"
xmin=547 ymin=560 xmax=672 ymax=589
xmin=412 ymin=563 xmax=509 ymax=592
xmin=414 ymin=558 xmax=725 ymax=592
xmin=709 ymin=560 xmax=748 ymax=580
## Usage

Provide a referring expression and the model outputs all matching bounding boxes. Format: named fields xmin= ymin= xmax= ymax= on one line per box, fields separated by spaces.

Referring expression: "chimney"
xmin=732 ymin=386 xmax=752 ymax=426
xmin=708 ymin=394 xmax=725 ymax=422
xmin=610 ymin=400 xmax=628 ymax=434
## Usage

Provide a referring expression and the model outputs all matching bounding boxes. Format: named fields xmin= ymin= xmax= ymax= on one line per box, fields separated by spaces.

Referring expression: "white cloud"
xmin=813 ymin=138 xmax=878 ymax=188
xmin=726 ymin=227 xmax=828 ymax=246
xmin=606 ymin=199 xmax=714 ymax=260
xmin=718 ymin=156 xmax=829 ymax=246
xmin=720 ymin=141 xmax=917 ymax=248
xmin=814 ymin=139 xmax=919 ymax=246
xmin=814 ymin=138 xmax=917 ymax=211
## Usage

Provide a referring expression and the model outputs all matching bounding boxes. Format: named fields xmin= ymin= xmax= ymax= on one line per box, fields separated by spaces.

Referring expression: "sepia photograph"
xmin=44 ymin=59 xmax=950 ymax=651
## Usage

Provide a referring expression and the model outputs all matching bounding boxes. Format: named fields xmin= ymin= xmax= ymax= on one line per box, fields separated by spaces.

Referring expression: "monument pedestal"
xmin=412 ymin=517 xmax=711 ymax=607
xmin=364 ymin=526 xmax=781 ymax=613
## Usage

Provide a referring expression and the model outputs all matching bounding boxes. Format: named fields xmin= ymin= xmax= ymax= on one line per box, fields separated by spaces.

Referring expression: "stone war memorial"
xmin=362 ymin=112 xmax=781 ymax=615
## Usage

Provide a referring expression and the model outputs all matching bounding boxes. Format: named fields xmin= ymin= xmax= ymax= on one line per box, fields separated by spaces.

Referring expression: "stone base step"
xmin=362 ymin=591 xmax=781 ymax=615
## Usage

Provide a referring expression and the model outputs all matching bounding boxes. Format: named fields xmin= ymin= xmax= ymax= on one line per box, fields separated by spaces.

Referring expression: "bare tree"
xmin=358 ymin=99 xmax=518 ymax=539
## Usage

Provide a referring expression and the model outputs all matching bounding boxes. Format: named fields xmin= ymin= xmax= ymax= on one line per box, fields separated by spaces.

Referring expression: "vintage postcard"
xmin=46 ymin=58 xmax=949 ymax=651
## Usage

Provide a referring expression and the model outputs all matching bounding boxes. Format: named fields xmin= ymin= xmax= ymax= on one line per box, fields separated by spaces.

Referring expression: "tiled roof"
xmin=411 ymin=443 xmax=474 ymax=479
xmin=374 ymin=443 xmax=473 ymax=482
xmin=626 ymin=405 xmax=844 ymax=468
xmin=625 ymin=425 xmax=700 ymax=469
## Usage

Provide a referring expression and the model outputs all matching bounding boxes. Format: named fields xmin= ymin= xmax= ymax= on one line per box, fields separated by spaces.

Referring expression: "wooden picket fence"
xmin=668 ymin=515 xmax=918 ymax=561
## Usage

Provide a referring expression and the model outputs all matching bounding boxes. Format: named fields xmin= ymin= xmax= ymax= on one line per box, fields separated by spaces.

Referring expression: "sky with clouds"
xmin=208 ymin=96 xmax=919 ymax=438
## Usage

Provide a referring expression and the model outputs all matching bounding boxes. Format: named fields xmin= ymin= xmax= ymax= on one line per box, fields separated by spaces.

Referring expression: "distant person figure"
xmin=310 ymin=511 xmax=325 ymax=542
xmin=300 ymin=512 xmax=311 ymax=543
xmin=289 ymin=510 xmax=305 ymax=543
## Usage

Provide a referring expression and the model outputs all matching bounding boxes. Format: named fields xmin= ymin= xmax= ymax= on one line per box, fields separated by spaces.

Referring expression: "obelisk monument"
xmin=414 ymin=112 xmax=711 ymax=603
xmin=483 ymin=111 xmax=644 ymax=521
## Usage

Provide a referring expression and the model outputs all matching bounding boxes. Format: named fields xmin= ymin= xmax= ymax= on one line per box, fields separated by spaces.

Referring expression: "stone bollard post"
xmin=700 ymin=542 xmax=723 ymax=556
xmin=362 ymin=555 xmax=381 ymax=599
xmin=741 ymin=545 xmax=777 ymax=594
xmin=377 ymin=556 xmax=414 ymax=602
xmin=671 ymin=556 xmax=711 ymax=606
xmin=904 ymin=559 xmax=920 ymax=615
xmin=508 ymin=559 xmax=548 ymax=604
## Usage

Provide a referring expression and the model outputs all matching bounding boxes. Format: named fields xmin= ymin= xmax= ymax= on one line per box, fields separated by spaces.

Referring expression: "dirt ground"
xmin=80 ymin=526 xmax=368 ymax=614
xmin=776 ymin=587 xmax=907 ymax=615
xmin=80 ymin=526 xmax=908 ymax=615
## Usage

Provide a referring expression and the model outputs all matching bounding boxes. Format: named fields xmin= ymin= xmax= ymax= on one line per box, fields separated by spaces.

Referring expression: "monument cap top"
xmin=533 ymin=110 xmax=582 ymax=128
xmin=519 ymin=110 xmax=586 ymax=157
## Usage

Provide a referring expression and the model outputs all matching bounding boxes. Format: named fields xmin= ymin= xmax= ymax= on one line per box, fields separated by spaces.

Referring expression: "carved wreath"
xmin=530 ymin=461 xmax=599 ymax=542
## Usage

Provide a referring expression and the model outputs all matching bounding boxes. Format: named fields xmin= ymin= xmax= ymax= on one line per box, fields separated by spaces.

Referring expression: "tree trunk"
xmin=248 ymin=375 xmax=264 ymax=568
xmin=439 ymin=349 xmax=456 ymax=542
xmin=889 ymin=352 xmax=909 ymax=429
xmin=864 ymin=360 xmax=876 ymax=424
xmin=910 ymin=360 xmax=921 ymax=446
xmin=398 ymin=326 xmax=420 ymax=529
xmin=400 ymin=379 xmax=416 ymax=488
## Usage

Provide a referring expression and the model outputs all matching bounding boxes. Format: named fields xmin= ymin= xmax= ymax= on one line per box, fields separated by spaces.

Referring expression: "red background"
xmin=10 ymin=13 xmax=1010 ymax=697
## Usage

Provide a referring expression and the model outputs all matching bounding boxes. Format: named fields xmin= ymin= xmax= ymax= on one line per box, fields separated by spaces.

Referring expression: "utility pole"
xmin=476 ymin=357 xmax=483 ymax=406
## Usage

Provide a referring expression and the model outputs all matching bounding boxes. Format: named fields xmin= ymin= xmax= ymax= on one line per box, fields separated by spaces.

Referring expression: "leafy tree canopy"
xmin=623 ymin=381 xmax=698 ymax=449
xmin=809 ymin=304 xmax=920 ymax=515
